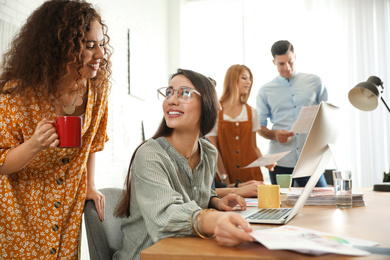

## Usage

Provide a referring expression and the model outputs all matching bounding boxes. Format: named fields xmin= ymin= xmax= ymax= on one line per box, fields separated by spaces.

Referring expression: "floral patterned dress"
xmin=0 ymin=80 xmax=108 ymax=259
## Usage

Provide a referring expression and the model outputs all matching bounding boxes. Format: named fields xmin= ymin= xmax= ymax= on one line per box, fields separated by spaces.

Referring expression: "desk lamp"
xmin=348 ymin=76 xmax=390 ymax=191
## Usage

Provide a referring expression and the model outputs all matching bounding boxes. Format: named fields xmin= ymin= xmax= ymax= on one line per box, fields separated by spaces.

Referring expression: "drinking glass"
xmin=332 ymin=170 xmax=352 ymax=208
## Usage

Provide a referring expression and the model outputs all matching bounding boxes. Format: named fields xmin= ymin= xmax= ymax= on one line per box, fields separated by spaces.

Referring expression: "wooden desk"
xmin=141 ymin=190 xmax=390 ymax=259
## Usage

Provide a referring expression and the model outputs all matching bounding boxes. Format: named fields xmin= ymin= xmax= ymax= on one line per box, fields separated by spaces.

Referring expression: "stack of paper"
xmin=286 ymin=188 xmax=366 ymax=206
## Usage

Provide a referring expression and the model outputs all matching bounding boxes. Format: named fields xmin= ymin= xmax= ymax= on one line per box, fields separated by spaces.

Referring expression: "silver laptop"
xmin=238 ymin=102 xmax=340 ymax=224
xmin=238 ymin=167 xmax=322 ymax=224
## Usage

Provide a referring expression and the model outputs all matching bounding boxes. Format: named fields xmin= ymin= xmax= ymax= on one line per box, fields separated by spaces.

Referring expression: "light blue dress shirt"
xmin=256 ymin=72 xmax=328 ymax=167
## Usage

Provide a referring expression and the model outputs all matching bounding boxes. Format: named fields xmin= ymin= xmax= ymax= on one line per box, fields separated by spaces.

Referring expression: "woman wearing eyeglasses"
xmin=207 ymin=65 xmax=276 ymax=187
xmin=114 ymin=69 xmax=254 ymax=260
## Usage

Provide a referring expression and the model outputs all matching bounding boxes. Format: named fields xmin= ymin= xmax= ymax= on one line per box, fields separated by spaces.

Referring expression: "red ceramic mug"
xmin=52 ymin=116 xmax=82 ymax=148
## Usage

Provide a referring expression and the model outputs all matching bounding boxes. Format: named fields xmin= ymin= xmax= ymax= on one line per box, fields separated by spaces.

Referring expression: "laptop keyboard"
xmin=246 ymin=208 xmax=291 ymax=220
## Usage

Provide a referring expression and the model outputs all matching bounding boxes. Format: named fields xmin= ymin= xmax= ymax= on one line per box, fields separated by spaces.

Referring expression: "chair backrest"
xmin=84 ymin=187 xmax=126 ymax=260
xmin=324 ymin=169 xmax=335 ymax=186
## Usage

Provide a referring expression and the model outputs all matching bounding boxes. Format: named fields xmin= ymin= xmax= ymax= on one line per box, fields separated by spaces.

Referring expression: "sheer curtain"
xmin=342 ymin=0 xmax=390 ymax=187
xmin=182 ymin=0 xmax=390 ymax=188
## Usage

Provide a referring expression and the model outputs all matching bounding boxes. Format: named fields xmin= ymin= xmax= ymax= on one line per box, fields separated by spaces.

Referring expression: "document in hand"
xmin=289 ymin=105 xmax=318 ymax=133
xmin=244 ymin=151 xmax=291 ymax=168
xmin=250 ymin=225 xmax=378 ymax=256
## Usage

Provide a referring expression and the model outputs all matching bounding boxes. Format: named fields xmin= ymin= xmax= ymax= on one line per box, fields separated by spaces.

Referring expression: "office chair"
xmin=84 ymin=188 xmax=126 ymax=260
xmin=324 ymin=169 xmax=335 ymax=186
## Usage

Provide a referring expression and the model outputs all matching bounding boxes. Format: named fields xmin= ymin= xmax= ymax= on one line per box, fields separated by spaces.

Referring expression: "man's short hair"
xmin=271 ymin=40 xmax=294 ymax=58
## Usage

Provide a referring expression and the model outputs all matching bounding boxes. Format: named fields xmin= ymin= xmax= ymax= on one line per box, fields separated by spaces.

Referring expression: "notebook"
xmin=237 ymin=166 xmax=323 ymax=224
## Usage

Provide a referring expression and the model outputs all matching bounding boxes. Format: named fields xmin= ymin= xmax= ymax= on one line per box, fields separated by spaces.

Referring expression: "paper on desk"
xmin=250 ymin=225 xmax=378 ymax=256
xmin=287 ymin=188 xmax=364 ymax=197
xmin=289 ymin=105 xmax=318 ymax=133
xmin=244 ymin=151 xmax=291 ymax=168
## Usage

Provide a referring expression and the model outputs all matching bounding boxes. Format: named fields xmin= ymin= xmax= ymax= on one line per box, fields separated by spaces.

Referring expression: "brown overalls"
xmin=217 ymin=104 xmax=263 ymax=183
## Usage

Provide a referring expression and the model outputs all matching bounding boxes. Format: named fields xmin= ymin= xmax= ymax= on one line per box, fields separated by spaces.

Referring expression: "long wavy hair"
xmin=115 ymin=69 xmax=219 ymax=218
xmin=219 ymin=64 xmax=253 ymax=105
xmin=0 ymin=0 xmax=112 ymax=98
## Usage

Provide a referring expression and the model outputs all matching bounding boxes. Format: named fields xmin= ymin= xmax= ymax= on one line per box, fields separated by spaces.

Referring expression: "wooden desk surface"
xmin=141 ymin=189 xmax=390 ymax=260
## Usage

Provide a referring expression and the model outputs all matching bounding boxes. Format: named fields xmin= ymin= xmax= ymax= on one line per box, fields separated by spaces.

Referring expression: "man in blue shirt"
xmin=256 ymin=40 xmax=328 ymax=187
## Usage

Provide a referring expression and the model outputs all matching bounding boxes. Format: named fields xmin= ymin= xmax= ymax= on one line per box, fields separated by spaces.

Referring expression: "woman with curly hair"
xmin=0 ymin=0 xmax=112 ymax=258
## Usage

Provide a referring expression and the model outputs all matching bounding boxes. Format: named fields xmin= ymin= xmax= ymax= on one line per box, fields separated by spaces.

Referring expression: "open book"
xmin=250 ymin=225 xmax=378 ymax=256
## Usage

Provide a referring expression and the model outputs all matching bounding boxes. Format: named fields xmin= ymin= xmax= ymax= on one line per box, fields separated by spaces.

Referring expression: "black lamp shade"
xmin=348 ymin=76 xmax=382 ymax=111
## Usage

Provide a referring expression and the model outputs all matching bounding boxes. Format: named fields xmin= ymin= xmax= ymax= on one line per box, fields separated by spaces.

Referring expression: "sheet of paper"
xmin=244 ymin=151 xmax=291 ymax=168
xmin=244 ymin=198 xmax=258 ymax=207
xmin=250 ymin=225 xmax=378 ymax=256
xmin=279 ymin=188 xmax=290 ymax=194
xmin=289 ymin=105 xmax=318 ymax=133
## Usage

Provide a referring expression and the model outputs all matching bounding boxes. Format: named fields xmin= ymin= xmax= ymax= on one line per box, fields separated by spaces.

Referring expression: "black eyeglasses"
xmin=157 ymin=87 xmax=201 ymax=102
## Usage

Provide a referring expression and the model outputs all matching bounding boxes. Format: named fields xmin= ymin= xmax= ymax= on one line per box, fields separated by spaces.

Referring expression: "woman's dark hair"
xmin=115 ymin=69 xmax=219 ymax=218
xmin=271 ymin=40 xmax=294 ymax=58
xmin=0 ymin=0 xmax=113 ymax=97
